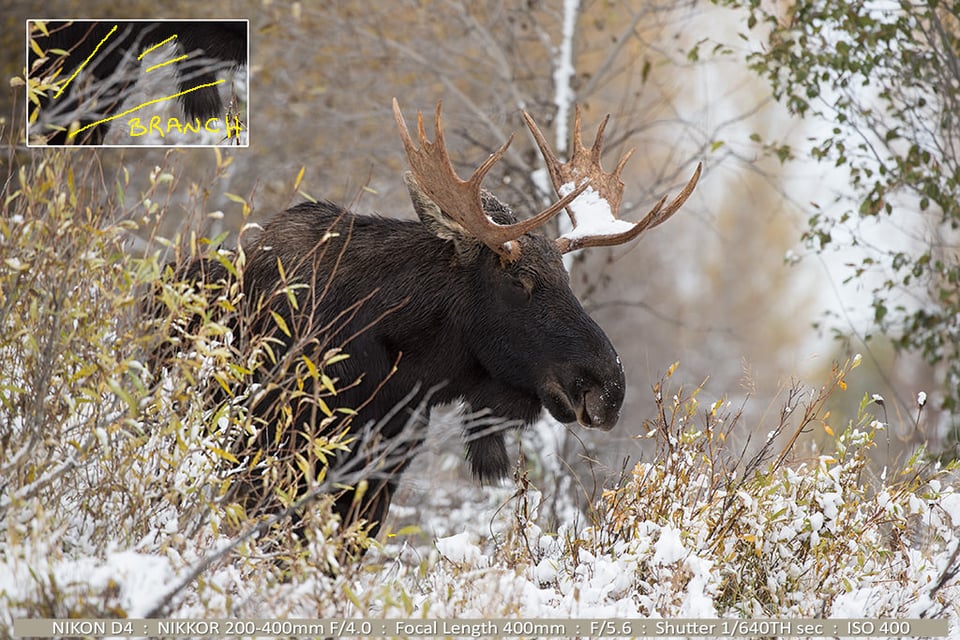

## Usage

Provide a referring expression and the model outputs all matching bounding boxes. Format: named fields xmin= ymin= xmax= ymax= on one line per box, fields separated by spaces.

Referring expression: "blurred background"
xmin=3 ymin=0 xmax=951 ymax=523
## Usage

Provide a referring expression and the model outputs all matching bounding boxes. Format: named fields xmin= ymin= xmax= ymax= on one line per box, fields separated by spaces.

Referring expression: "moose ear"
xmin=403 ymin=171 xmax=480 ymax=261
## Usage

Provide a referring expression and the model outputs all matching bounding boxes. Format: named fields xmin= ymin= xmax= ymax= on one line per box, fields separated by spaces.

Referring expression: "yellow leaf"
xmin=301 ymin=355 xmax=319 ymax=379
xmin=294 ymin=165 xmax=305 ymax=190
xmin=320 ymin=373 xmax=337 ymax=395
xmin=342 ymin=584 xmax=364 ymax=612
xmin=295 ymin=453 xmax=311 ymax=480
xmin=317 ymin=397 xmax=333 ymax=418
xmin=5 ymin=258 xmax=29 ymax=272
xmin=392 ymin=525 xmax=422 ymax=536
xmin=326 ymin=353 xmax=350 ymax=365
xmin=824 ymin=424 xmax=834 ymax=436
xmin=208 ymin=446 xmax=239 ymax=464
xmin=269 ymin=311 xmax=290 ymax=337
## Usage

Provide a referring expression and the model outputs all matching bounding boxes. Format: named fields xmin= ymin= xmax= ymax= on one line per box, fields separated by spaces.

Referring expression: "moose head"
xmin=393 ymin=97 xmax=701 ymax=438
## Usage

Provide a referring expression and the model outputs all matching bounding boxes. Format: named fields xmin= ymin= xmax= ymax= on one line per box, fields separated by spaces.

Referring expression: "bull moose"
xmin=173 ymin=100 xmax=700 ymax=539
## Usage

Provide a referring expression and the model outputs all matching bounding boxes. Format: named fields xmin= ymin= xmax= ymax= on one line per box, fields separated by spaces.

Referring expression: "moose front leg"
xmin=331 ymin=477 xmax=397 ymax=540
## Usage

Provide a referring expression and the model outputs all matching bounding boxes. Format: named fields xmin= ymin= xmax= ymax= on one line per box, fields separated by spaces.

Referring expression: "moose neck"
xmin=359 ymin=220 xmax=501 ymax=410
xmin=255 ymin=203 xmax=513 ymax=413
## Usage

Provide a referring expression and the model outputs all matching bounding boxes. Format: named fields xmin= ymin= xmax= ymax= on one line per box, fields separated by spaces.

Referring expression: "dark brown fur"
xmin=176 ymin=186 xmax=625 ymax=537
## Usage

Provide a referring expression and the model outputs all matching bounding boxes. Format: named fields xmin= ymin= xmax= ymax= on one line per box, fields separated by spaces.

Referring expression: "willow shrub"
xmin=0 ymin=149 xmax=367 ymax=620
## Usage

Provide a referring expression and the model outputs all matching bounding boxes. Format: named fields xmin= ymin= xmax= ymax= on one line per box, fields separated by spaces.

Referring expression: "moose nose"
xmin=577 ymin=377 xmax=624 ymax=430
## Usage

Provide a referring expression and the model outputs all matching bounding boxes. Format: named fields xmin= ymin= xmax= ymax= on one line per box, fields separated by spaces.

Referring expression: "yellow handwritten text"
xmin=129 ymin=115 xmax=244 ymax=139
xmin=70 ymin=79 xmax=225 ymax=138
xmin=55 ymin=25 xmax=118 ymax=99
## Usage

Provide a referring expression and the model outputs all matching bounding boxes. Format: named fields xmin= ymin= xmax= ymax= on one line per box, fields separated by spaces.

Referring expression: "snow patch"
xmin=557 ymin=182 xmax=634 ymax=241
xmin=941 ymin=493 xmax=960 ymax=529
xmin=436 ymin=532 xmax=481 ymax=564
xmin=652 ymin=524 xmax=685 ymax=565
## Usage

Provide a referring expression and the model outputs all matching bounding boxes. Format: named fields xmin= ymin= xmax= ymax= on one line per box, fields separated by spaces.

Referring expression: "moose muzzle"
xmin=540 ymin=361 xmax=625 ymax=432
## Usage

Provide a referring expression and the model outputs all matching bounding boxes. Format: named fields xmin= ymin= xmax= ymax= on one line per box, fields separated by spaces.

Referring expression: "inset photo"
xmin=26 ymin=19 xmax=248 ymax=146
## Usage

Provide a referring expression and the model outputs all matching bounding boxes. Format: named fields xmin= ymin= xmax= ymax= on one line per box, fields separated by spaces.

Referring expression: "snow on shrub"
xmin=338 ymin=361 xmax=959 ymax=624
xmin=1 ymin=151 xmax=957 ymax=631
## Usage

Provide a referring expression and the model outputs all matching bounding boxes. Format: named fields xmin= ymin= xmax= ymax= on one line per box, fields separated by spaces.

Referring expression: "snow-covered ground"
xmin=3 ymin=392 xmax=958 ymax=637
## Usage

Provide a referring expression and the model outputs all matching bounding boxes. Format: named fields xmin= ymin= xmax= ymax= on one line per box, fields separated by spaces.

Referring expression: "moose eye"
xmin=503 ymin=276 xmax=532 ymax=305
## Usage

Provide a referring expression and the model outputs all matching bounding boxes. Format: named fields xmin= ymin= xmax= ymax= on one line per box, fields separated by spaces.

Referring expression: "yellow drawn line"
xmin=145 ymin=53 xmax=188 ymax=73
xmin=138 ymin=34 xmax=177 ymax=60
xmin=69 ymin=79 xmax=225 ymax=138
xmin=54 ymin=24 xmax=118 ymax=99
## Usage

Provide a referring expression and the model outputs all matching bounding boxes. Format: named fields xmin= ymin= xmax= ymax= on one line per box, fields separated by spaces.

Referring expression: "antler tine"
xmin=555 ymin=162 xmax=703 ymax=253
xmin=645 ymin=161 xmax=702 ymax=229
xmin=524 ymin=105 xmax=700 ymax=254
xmin=583 ymin=107 xmax=605 ymax=164
xmin=524 ymin=110 xmax=570 ymax=216
xmin=581 ymin=108 xmax=636 ymax=175
xmin=394 ymin=98 xmax=587 ymax=262
xmin=523 ymin=106 xmax=633 ymax=226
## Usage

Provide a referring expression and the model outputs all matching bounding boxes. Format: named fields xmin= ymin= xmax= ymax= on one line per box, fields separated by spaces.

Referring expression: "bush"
xmin=382 ymin=362 xmax=960 ymax=620
xmin=1 ymin=149 xmax=957 ymax=625
xmin=572 ymin=360 xmax=960 ymax=617
xmin=0 ymin=149 xmax=367 ymax=622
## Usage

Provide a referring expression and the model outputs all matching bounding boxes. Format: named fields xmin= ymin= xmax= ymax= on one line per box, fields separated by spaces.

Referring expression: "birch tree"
xmin=718 ymin=0 xmax=960 ymax=447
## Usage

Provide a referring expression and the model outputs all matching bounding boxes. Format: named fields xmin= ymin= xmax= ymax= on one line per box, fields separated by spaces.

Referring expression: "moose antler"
xmin=394 ymin=98 xmax=589 ymax=262
xmin=523 ymin=105 xmax=702 ymax=253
